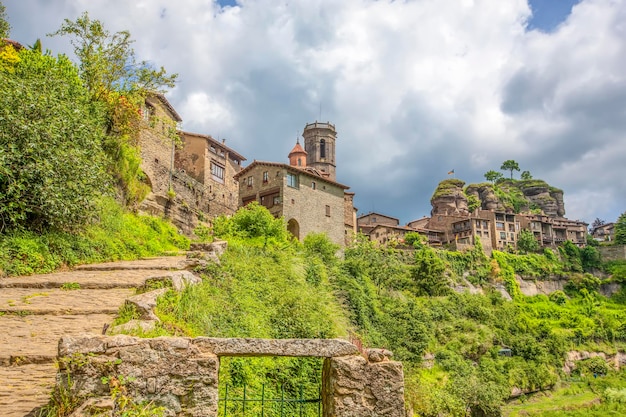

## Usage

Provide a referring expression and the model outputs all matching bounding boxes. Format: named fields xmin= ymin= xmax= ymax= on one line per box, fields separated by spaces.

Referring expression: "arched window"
xmin=298 ymin=158 xmax=302 ymax=166
xmin=320 ymin=139 xmax=326 ymax=158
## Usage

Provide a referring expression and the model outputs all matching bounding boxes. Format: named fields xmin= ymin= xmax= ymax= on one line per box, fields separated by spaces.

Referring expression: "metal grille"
xmin=219 ymin=383 xmax=322 ymax=417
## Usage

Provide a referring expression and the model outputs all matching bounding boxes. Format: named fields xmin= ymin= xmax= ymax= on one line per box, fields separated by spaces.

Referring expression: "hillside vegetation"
xmin=110 ymin=203 xmax=626 ymax=417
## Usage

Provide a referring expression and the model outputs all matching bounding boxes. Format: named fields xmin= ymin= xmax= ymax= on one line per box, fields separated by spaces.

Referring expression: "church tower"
xmin=302 ymin=121 xmax=337 ymax=181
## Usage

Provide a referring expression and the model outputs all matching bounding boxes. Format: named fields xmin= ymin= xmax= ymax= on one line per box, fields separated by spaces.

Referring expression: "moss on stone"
xmin=431 ymin=179 xmax=466 ymax=200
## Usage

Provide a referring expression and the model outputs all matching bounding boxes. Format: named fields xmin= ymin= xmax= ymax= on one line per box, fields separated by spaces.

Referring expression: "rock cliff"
xmin=432 ymin=178 xmax=565 ymax=216
xmin=430 ymin=179 xmax=469 ymax=216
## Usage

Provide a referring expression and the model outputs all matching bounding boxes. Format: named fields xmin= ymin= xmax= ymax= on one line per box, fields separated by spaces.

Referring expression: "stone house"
xmin=368 ymin=224 xmax=415 ymax=245
xmin=234 ymin=122 xmax=354 ymax=247
xmin=176 ymin=131 xmax=246 ymax=218
xmin=357 ymin=212 xmax=400 ymax=235
xmin=138 ymin=93 xmax=245 ymax=233
xmin=449 ymin=216 xmax=494 ymax=255
xmin=591 ymin=222 xmax=615 ymax=242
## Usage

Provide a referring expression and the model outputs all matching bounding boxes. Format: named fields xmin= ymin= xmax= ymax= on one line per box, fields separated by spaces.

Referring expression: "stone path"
xmin=0 ymin=256 xmax=186 ymax=417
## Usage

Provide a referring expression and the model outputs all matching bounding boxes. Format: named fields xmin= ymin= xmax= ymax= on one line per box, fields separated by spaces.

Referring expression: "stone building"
xmin=234 ymin=123 xmax=355 ymax=246
xmin=138 ymin=94 xmax=246 ymax=233
xmin=357 ymin=212 xmax=400 ymax=235
xmin=591 ymin=222 xmax=615 ymax=242
xmin=176 ymin=131 xmax=246 ymax=217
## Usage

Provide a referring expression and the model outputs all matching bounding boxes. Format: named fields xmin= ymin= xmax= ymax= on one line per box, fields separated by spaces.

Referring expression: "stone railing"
xmin=57 ymin=335 xmax=405 ymax=417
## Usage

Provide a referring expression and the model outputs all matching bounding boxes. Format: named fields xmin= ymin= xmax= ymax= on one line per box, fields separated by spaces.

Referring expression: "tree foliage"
xmin=484 ymin=170 xmax=504 ymax=183
xmin=0 ymin=48 xmax=108 ymax=231
xmin=615 ymin=212 xmax=626 ymax=245
xmin=500 ymin=159 xmax=521 ymax=179
xmin=0 ymin=1 xmax=10 ymax=39
xmin=50 ymin=12 xmax=178 ymax=207
xmin=50 ymin=12 xmax=177 ymax=99
xmin=517 ymin=229 xmax=540 ymax=254
xmin=521 ymin=170 xmax=532 ymax=180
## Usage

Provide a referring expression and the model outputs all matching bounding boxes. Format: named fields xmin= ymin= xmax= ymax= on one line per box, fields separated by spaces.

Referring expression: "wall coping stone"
xmin=60 ymin=335 xmax=360 ymax=358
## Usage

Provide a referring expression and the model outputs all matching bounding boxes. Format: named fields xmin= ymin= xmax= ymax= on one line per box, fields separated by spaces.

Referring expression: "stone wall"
xmin=56 ymin=336 xmax=405 ymax=417
xmin=599 ymin=245 xmax=626 ymax=261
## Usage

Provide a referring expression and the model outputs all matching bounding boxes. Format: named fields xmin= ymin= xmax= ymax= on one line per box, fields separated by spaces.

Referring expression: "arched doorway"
xmin=287 ymin=218 xmax=300 ymax=240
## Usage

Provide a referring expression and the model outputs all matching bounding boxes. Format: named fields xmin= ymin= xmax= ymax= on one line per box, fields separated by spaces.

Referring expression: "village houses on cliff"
xmin=138 ymin=93 xmax=588 ymax=252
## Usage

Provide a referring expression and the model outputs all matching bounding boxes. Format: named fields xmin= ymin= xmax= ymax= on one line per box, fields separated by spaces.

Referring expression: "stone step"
xmin=74 ymin=256 xmax=186 ymax=271
xmin=0 ymin=267 xmax=185 ymax=290
xmin=0 ymin=288 xmax=135 ymax=315
xmin=0 ymin=314 xmax=116 ymax=364
xmin=0 ymin=363 xmax=56 ymax=417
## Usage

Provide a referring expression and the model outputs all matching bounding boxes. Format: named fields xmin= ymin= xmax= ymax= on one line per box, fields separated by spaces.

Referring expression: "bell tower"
xmin=302 ymin=121 xmax=337 ymax=181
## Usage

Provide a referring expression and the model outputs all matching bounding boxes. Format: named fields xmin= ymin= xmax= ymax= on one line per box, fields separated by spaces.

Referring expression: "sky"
xmin=4 ymin=0 xmax=625 ymax=225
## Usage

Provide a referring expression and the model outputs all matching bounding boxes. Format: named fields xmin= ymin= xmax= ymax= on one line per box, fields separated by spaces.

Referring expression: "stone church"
xmin=234 ymin=122 xmax=357 ymax=246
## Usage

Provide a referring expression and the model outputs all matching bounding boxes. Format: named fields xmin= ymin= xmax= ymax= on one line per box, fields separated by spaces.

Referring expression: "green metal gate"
xmin=219 ymin=383 xmax=322 ymax=417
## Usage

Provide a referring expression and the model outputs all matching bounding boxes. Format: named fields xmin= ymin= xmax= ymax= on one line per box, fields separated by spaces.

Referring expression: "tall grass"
xmin=0 ymin=197 xmax=189 ymax=276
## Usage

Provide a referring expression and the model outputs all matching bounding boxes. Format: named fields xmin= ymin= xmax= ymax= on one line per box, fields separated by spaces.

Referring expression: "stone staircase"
xmin=0 ymin=256 xmax=186 ymax=417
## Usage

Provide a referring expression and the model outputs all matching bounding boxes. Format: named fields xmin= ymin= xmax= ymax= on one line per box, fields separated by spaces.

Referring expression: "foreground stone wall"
xmin=57 ymin=336 xmax=405 ymax=417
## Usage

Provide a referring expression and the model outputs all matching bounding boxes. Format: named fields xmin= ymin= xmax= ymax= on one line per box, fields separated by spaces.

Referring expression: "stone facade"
xmin=235 ymin=161 xmax=349 ymax=246
xmin=137 ymin=95 xmax=246 ymax=234
xmin=176 ymin=131 xmax=245 ymax=218
xmin=56 ymin=336 xmax=405 ymax=417
xmin=344 ymin=192 xmax=357 ymax=245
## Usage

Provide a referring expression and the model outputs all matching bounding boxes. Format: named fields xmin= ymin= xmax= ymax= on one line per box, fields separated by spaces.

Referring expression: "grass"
xmin=0 ymin=197 xmax=189 ymax=277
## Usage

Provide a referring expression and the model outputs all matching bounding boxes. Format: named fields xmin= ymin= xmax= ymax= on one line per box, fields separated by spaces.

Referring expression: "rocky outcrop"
xmin=430 ymin=179 xmax=469 ymax=216
xmin=465 ymin=183 xmax=505 ymax=212
xmin=463 ymin=179 xmax=565 ymax=216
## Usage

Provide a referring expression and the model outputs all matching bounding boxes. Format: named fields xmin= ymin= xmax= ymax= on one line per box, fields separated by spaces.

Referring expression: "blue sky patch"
xmin=527 ymin=0 xmax=581 ymax=32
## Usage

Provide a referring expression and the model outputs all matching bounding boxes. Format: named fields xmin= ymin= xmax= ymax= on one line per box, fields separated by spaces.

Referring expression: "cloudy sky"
xmin=4 ymin=0 xmax=625 ymax=225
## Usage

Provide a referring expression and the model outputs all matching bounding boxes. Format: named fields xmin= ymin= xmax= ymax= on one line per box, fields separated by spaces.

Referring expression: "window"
xmin=286 ymin=173 xmax=298 ymax=188
xmin=311 ymin=181 xmax=316 ymax=190
xmin=325 ymin=205 xmax=331 ymax=217
xmin=500 ymin=232 xmax=506 ymax=240
xmin=247 ymin=176 xmax=253 ymax=187
xmin=211 ymin=162 xmax=225 ymax=183
xmin=298 ymin=158 xmax=302 ymax=166
xmin=273 ymin=196 xmax=280 ymax=205
xmin=262 ymin=171 xmax=269 ymax=183
xmin=496 ymin=222 xmax=504 ymax=230
xmin=320 ymin=139 xmax=326 ymax=158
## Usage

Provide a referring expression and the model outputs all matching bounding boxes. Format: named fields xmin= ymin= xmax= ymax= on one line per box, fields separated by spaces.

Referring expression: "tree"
xmin=615 ymin=211 xmax=626 ymax=244
xmin=517 ymin=229 xmax=540 ymax=254
xmin=411 ymin=248 xmax=449 ymax=296
xmin=521 ymin=170 xmax=533 ymax=180
xmin=484 ymin=170 xmax=504 ymax=183
xmin=0 ymin=48 xmax=107 ymax=231
xmin=467 ymin=194 xmax=481 ymax=212
xmin=590 ymin=217 xmax=605 ymax=232
xmin=50 ymin=12 xmax=177 ymax=99
xmin=500 ymin=160 xmax=521 ymax=179
xmin=0 ymin=1 xmax=10 ymax=39
xmin=50 ymin=12 xmax=178 ymax=207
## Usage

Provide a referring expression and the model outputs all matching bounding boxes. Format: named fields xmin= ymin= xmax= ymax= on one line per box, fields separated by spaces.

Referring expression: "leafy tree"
xmin=517 ymin=229 xmax=540 ymax=254
xmin=0 ymin=48 xmax=108 ymax=232
xmin=0 ymin=1 xmax=10 ymax=39
xmin=50 ymin=12 xmax=178 ymax=207
xmin=581 ymin=245 xmax=601 ymax=271
xmin=521 ymin=170 xmax=532 ymax=180
xmin=500 ymin=159 xmax=521 ymax=179
xmin=212 ymin=202 xmax=287 ymax=246
xmin=467 ymin=194 xmax=481 ymax=212
xmin=591 ymin=217 xmax=605 ymax=230
xmin=615 ymin=211 xmax=626 ymax=244
xmin=50 ymin=12 xmax=177 ymax=99
xmin=411 ymin=248 xmax=449 ymax=296
xmin=484 ymin=170 xmax=504 ymax=183
xmin=405 ymin=232 xmax=427 ymax=249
